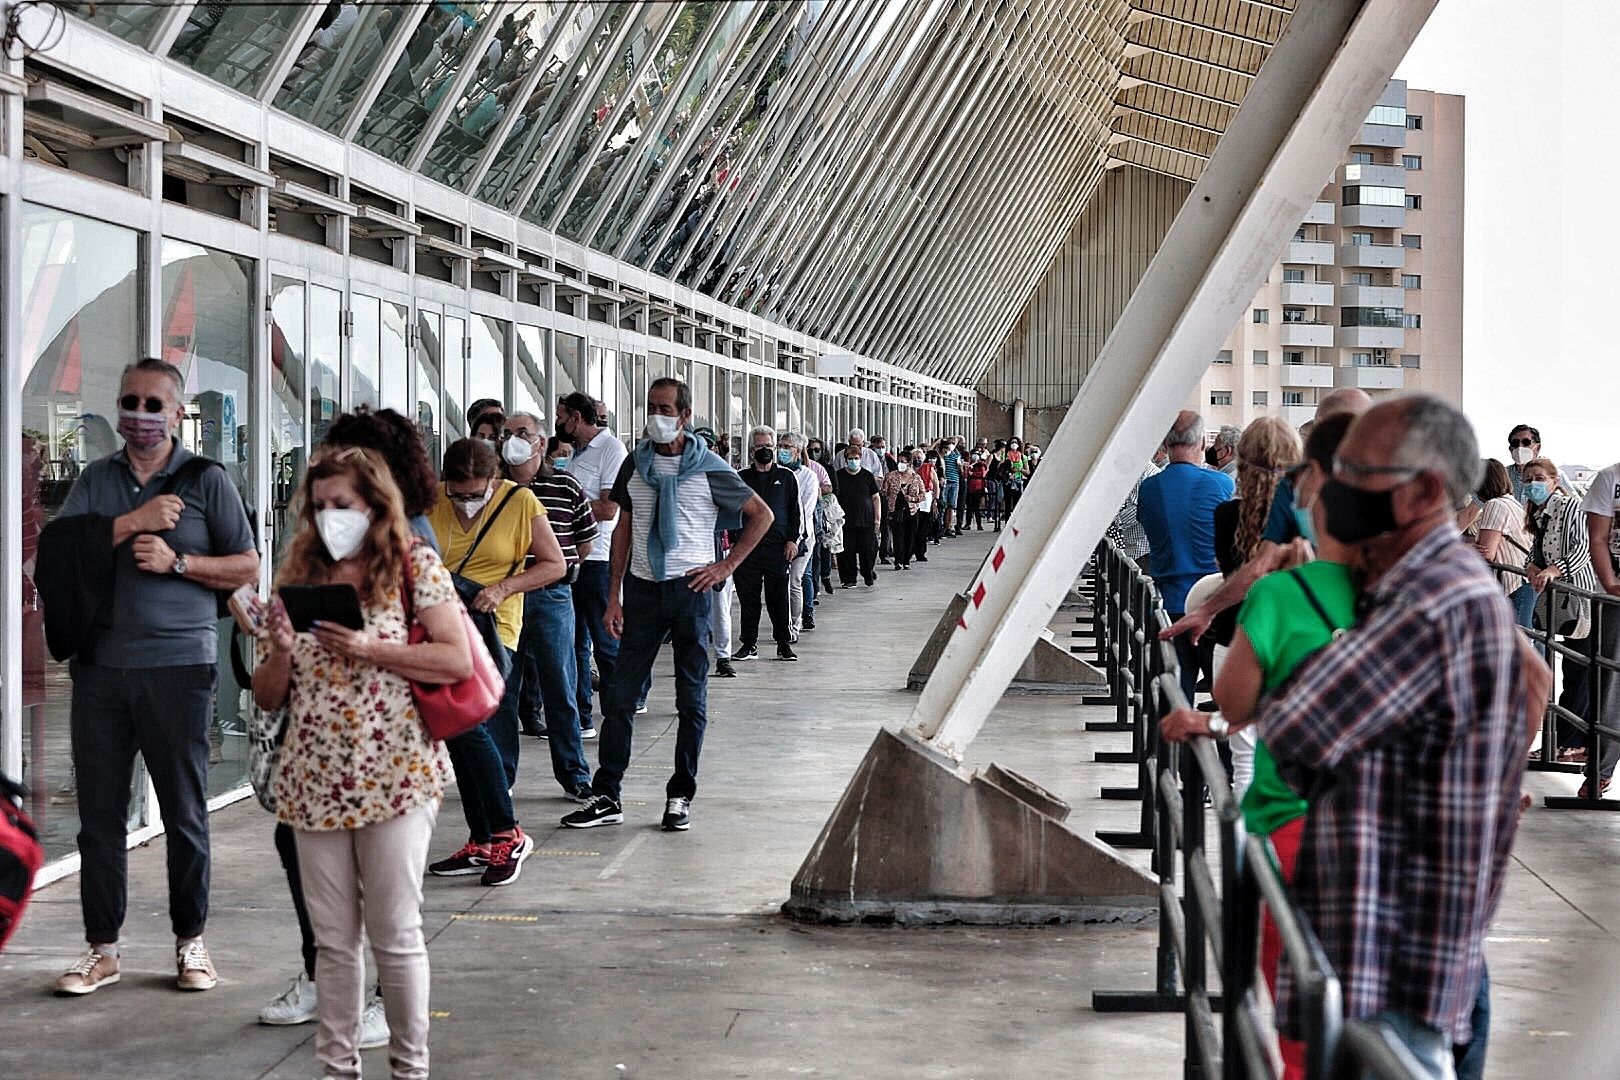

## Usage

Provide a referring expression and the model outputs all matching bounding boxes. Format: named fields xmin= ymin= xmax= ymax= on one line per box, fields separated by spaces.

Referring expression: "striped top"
xmin=526 ymin=472 xmax=598 ymax=566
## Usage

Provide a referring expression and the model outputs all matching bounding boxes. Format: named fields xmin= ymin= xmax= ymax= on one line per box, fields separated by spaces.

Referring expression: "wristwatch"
xmin=1206 ymin=715 xmax=1230 ymax=740
xmin=171 ymin=553 xmax=189 ymax=576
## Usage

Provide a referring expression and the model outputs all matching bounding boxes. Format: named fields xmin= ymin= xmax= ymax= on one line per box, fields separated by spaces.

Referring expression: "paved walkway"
xmin=3 ymin=530 xmax=1617 ymax=1078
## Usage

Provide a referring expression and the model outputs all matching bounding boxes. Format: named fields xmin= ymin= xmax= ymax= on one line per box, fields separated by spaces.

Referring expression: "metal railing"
xmin=1494 ymin=560 xmax=1620 ymax=810
xmin=1082 ymin=539 xmax=1420 ymax=1080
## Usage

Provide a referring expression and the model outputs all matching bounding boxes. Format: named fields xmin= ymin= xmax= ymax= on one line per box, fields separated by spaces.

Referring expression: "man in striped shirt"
xmin=502 ymin=411 xmax=599 ymax=801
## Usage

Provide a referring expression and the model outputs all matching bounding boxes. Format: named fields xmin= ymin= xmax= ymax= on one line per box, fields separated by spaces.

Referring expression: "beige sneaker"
xmin=54 ymin=948 xmax=121 ymax=996
xmin=176 ymin=938 xmax=218 ymax=991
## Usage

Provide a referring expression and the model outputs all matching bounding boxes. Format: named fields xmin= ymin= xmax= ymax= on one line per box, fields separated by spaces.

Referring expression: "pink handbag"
xmin=402 ymin=545 xmax=505 ymax=741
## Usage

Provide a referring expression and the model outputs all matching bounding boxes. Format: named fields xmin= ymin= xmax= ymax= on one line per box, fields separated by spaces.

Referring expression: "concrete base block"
xmin=785 ymin=728 xmax=1158 ymax=926
xmin=907 ymin=600 xmax=1106 ymax=693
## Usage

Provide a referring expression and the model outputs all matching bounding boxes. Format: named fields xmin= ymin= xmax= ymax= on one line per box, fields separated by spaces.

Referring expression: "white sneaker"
xmin=258 ymin=972 xmax=318 ymax=1025
xmin=358 ymin=992 xmax=390 ymax=1050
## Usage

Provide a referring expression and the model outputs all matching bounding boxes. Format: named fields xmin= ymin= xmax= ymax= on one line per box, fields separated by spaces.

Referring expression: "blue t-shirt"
xmin=1261 ymin=477 xmax=1297 ymax=545
xmin=1137 ymin=461 xmax=1235 ymax=613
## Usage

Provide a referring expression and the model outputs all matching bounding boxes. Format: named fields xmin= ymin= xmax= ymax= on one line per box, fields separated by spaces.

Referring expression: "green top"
xmin=1236 ymin=560 xmax=1358 ymax=837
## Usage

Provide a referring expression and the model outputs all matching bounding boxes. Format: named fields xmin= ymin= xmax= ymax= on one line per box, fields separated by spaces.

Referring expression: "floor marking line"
xmin=599 ymin=832 xmax=648 ymax=880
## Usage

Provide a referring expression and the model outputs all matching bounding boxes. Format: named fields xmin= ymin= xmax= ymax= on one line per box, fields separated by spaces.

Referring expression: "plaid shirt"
xmin=1258 ymin=524 xmax=1527 ymax=1043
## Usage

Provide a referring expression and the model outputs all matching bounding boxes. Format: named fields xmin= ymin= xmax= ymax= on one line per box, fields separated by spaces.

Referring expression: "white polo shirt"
xmin=567 ymin=428 xmax=629 ymax=563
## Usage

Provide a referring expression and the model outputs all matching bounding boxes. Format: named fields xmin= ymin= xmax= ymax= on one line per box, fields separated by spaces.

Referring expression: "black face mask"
xmin=1319 ymin=477 xmax=1400 ymax=544
xmin=753 ymin=446 xmax=775 ymax=466
xmin=1204 ymin=445 xmax=1222 ymax=468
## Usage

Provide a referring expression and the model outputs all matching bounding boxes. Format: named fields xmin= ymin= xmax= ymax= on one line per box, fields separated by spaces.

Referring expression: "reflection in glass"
xmin=692 ymin=361 xmax=712 ymax=429
xmin=630 ymin=353 xmax=647 ymax=436
xmin=170 ymin=1 xmax=308 ymax=95
xmin=514 ymin=324 xmax=546 ymax=421
xmin=350 ymin=293 xmax=381 ymax=410
xmin=309 ymin=285 xmax=343 ymax=445
xmin=479 ymin=6 xmax=623 ymax=210
xmin=160 ymin=238 xmax=257 ymax=799
xmin=276 ymin=2 xmax=416 ymax=134
xmin=59 ymin=2 xmax=167 ymax=45
xmin=421 ymin=4 xmax=572 ymax=190
xmin=269 ymin=278 xmax=307 ymax=553
xmin=444 ymin=315 xmax=467 ymax=440
xmin=354 ymin=2 xmax=502 ymax=165
xmin=381 ymin=302 xmax=409 ymax=414
xmin=613 ymin=349 xmax=632 ymax=441
xmin=416 ymin=311 xmax=443 ymax=464
xmin=469 ymin=315 xmax=507 ymax=415
xmin=18 ymin=205 xmax=142 ymax=859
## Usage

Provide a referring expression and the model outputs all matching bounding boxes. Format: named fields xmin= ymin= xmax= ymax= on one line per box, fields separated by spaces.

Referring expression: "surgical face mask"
xmin=501 ymin=435 xmax=535 ymax=466
xmin=117 ymin=408 xmax=171 ymax=451
xmin=1525 ymin=480 xmax=1554 ymax=506
xmin=777 ymin=448 xmax=796 ymax=466
xmin=1319 ymin=477 xmax=1400 ymax=544
xmin=1029 ymin=449 xmax=1041 ymax=459
xmin=1512 ymin=445 xmax=1535 ymax=467
xmin=753 ymin=445 xmax=775 ymax=466
xmin=315 ymin=507 xmax=371 ymax=563
xmin=845 ymin=459 xmax=862 ymax=473
xmin=550 ymin=456 xmax=571 ymax=472
xmin=450 ymin=484 xmax=493 ymax=517
xmin=645 ymin=413 xmax=682 ymax=445
xmin=1293 ymin=502 xmax=1319 ymax=547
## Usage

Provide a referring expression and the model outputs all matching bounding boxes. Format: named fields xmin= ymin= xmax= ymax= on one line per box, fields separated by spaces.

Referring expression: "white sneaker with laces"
xmin=258 ymin=971 xmax=318 ymax=1025
xmin=359 ymin=992 xmax=390 ymax=1049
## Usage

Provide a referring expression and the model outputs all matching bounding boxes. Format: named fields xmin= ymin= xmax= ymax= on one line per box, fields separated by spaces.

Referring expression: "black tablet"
xmin=277 ymin=584 xmax=365 ymax=632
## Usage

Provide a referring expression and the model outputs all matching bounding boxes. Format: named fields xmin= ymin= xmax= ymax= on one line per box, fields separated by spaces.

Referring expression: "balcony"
xmin=1280 ymin=281 xmax=1333 ymax=306
xmin=1280 ymin=322 xmax=1334 ymax=348
xmin=1302 ymin=200 xmax=1335 ymax=225
xmin=1282 ymin=404 xmax=1317 ymax=427
xmin=1341 ymin=204 xmax=1406 ymax=230
xmin=1285 ymin=240 xmax=1334 ymax=265
xmin=1339 ymin=325 xmax=1405 ymax=349
xmin=1339 ymin=285 xmax=1405 ymax=308
xmin=1356 ymin=123 xmax=1407 ymax=148
xmin=1281 ymin=364 xmax=1335 ymax=388
xmin=1339 ymin=243 xmax=1405 ymax=268
xmin=1341 ymin=162 xmax=1406 ymax=188
xmin=1338 ymin=365 xmax=1406 ymax=390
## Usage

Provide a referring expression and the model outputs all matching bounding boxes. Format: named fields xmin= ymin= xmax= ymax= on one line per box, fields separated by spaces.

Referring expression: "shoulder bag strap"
xmin=1288 ymin=568 xmax=1344 ymax=639
xmin=159 ymin=455 xmax=218 ymax=498
xmin=454 ymin=485 xmax=524 ymax=577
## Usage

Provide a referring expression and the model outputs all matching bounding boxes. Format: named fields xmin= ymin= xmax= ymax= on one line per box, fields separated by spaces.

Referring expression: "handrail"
xmin=1088 ymin=538 xmax=1419 ymax=1080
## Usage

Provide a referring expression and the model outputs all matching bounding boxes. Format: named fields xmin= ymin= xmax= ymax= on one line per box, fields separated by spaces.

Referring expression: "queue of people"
xmin=41 ymin=356 xmax=1025 ymax=1079
xmin=1141 ymin=394 xmax=1594 ymax=1080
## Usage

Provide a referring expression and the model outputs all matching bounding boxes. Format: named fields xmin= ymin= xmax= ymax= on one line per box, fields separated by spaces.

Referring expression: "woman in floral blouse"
xmin=254 ymin=447 xmax=471 ymax=1080
xmin=880 ymin=454 xmax=925 ymax=570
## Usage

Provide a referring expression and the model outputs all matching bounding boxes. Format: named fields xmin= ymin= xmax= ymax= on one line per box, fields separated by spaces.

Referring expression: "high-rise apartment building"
xmin=1190 ymin=81 xmax=1464 ymax=429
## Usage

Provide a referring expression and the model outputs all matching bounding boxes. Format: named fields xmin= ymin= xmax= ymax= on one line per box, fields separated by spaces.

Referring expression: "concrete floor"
xmin=3 ymin=529 xmax=1618 ymax=1078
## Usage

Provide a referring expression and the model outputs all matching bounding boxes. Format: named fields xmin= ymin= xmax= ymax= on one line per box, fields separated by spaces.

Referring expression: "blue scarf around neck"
xmin=632 ymin=430 xmax=739 ymax=580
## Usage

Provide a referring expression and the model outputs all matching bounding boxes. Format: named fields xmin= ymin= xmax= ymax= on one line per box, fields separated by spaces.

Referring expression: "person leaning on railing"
xmin=1521 ymin=456 xmax=1597 ymax=760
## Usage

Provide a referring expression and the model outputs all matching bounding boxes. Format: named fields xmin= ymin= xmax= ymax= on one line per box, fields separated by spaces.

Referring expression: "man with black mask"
xmin=733 ymin=426 xmax=803 ymax=662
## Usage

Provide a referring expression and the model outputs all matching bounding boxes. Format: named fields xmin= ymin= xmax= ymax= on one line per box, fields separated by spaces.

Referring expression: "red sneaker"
xmin=480 ymin=828 xmax=534 ymax=887
xmin=428 ymin=840 xmax=489 ymax=877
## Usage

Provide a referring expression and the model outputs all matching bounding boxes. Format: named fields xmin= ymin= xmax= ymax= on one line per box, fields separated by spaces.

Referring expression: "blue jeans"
xmin=516 ymin=583 xmax=590 ymax=794
xmin=803 ymin=557 xmax=817 ymax=611
xmin=573 ymin=560 xmax=618 ymax=729
xmin=1453 ymin=965 xmax=1490 ymax=1080
xmin=488 ymin=641 xmax=523 ymax=790
xmin=591 ymin=574 xmax=712 ymax=803
xmin=1368 ymin=1010 xmax=1455 ymax=1080
xmin=1509 ymin=583 xmax=1536 ymax=632
xmin=446 ymin=722 xmax=518 ymax=842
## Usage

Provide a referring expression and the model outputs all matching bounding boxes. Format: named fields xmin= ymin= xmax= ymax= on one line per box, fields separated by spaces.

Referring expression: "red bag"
xmin=0 ymin=773 xmax=43 ymax=953
xmin=402 ymin=544 xmax=505 ymax=742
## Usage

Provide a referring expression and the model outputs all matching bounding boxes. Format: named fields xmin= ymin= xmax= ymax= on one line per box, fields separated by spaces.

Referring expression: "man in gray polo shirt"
xmin=51 ymin=358 xmax=258 ymax=998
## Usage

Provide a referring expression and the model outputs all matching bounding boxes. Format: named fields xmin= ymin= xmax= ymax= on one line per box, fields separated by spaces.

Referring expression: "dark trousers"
xmin=889 ymin=505 xmax=916 ymax=567
xmin=966 ymin=490 xmax=984 ymax=527
xmin=735 ymin=552 xmax=791 ymax=647
xmin=573 ymin=560 xmax=618 ymax=727
xmin=838 ymin=525 xmax=877 ymax=584
xmin=591 ymin=575 xmax=712 ymax=802
xmin=816 ymin=541 xmax=834 ymax=584
xmin=878 ymin=508 xmax=893 ymax=561
xmin=1168 ymin=614 xmax=1215 ymax=708
xmin=446 ymin=722 xmax=518 ymax=842
xmin=274 ymin=822 xmax=318 ymax=979
xmin=515 ymin=583 xmax=591 ymax=793
xmin=70 ymin=662 xmax=215 ymax=943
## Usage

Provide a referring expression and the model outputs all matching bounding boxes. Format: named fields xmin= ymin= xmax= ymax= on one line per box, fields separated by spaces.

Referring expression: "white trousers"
xmin=787 ymin=546 xmax=814 ymax=638
xmin=710 ymin=576 xmax=734 ymax=660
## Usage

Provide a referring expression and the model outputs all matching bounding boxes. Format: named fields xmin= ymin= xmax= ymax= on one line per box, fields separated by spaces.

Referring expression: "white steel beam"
xmin=907 ymin=0 xmax=1438 ymax=758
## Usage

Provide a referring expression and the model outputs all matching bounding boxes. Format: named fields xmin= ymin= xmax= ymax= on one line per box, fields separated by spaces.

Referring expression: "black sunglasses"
xmin=119 ymin=394 xmax=167 ymax=414
xmin=1509 ymin=437 xmax=1536 ymax=448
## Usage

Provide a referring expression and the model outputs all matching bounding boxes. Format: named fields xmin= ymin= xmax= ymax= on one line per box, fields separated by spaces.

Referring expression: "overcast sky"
xmin=1396 ymin=0 xmax=1615 ymax=470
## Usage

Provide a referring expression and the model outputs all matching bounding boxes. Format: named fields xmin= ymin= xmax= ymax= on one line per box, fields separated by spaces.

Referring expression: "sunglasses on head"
xmin=119 ymin=394 xmax=168 ymax=414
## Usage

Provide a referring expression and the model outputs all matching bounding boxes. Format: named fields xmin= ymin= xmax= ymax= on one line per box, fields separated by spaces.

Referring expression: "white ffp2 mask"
xmin=502 ymin=436 xmax=535 ymax=466
xmin=315 ymin=508 xmax=371 ymax=562
xmin=645 ymin=414 xmax=682 ymax=444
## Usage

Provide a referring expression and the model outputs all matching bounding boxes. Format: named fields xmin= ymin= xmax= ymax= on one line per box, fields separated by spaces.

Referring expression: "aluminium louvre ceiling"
xmin=69 ymin=0 xmax=1293 ymax=390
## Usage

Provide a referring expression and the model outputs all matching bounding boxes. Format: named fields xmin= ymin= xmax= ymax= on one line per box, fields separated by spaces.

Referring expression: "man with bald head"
xmin=1162 ymin=389 xmax=1374 ymax=645
xmin=1237 ymin=396 xmax=1542 ymax=1073
xmin=1138 ymin=410 xmax=1235 ymax=701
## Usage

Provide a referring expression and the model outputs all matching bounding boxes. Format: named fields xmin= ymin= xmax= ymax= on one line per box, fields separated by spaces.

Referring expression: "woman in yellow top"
xmin=425 ymin=439 xmax=566 ymax=884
